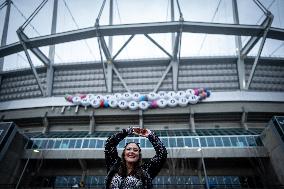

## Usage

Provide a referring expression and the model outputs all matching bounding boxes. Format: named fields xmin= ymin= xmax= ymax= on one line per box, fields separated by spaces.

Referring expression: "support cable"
xmin=255 ymin=0 xmax=275 ymax=25
xmin=253 ymin=0 xmax=270 ymax=15
xmin=0 ymin=0 xmax=7 ymax=10
xmin=114 ymin=0 xmax=130 ymax=60
xmin=176 ymin=0 xmax=183 ymax=18
xmin=12 ymin=0 xmax=63 ymax=62
xmin=62 ymin=0 xmax=96 ymax=59
xmin=269 ymin=42 xmax=284 ymax=57
xmin=21 ymin=0 xmax=48 ymax=30
xmin=11 ymin=1 xmax=41 ymax=35
xmin=198 ymin=0 xmax=222 ymax=55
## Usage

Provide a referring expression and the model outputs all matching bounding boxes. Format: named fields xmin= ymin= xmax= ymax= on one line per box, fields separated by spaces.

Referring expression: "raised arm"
xmin=104 ymin=128 xmax=131 ymax=172
xmin=141 ymin=130 xmax=168 ymax=179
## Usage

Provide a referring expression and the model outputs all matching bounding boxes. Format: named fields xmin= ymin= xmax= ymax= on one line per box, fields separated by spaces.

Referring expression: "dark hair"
xmin=118 ymin=142 xmax=145 ymax=181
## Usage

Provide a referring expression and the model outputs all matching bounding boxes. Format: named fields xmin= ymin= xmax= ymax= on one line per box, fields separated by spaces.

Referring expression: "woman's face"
xmin=124 ymin=143 xmax=140 ymax=163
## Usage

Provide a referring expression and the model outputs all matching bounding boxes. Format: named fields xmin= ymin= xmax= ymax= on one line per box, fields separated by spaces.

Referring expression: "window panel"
xmin=237 ymin=137 xmax=248 ymax=147
xmin=54 ymin=140 xmax=62 ymax=149
xmin=184 ymin=138 xmax=192 ymax=147
xmin=230 ymin=137 xmax=238 ymax=146
xmin=176 ymin=138 xmax=184 ymax=147
xmin=89 ymin=139 xmax=96 ymax=148
xmin=222 ymin=137 xmax=231 ymax=146
xmin=200 ymin=138 xmax=207 ymax=147
xmin=214 ymin=137 xmax=223 ymax=147
xmin=82 ymin=139 xmax=90 ymax=148
xmin=96 ymin=139 xmax=104 ymax=148
xmin=169 ymin=138 xmax=177 ymax=147
xmin=68 ymin=140 xmax=76 ymax=148
xmin=207 ymin=137 xmax=215 ymax=147
xmin=75 ymin=139 xmax=82 ymax=148
xmin=60 ymin=139 xmax=69 ymax=149
xmin=192 ymin=138 xmax=199 ymax=147
xmin=46 ymin=139 xmax=55 ymax=149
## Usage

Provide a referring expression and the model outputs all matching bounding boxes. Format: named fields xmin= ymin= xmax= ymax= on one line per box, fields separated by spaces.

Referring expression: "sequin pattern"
xmin=104 ymin=128 xmax=167 ymax=189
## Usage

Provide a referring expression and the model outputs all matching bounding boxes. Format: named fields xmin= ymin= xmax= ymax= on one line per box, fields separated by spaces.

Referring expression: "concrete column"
xmin=89 ymin=111 xmax=95 ymax=134
xmin=0 ymin=0 xmax=12 ymax=85
xmin=42 ymin=112 xmax=49 ymax=134
xmin=139 ymin=109 xmax=143 ymax=128
xmin=46 ymin=0 xmax=58 ymax=96
xmin=190 ymin=108 xmax=196 ymax=133
xmin=241 ymin=107 xmax=248 ymax=130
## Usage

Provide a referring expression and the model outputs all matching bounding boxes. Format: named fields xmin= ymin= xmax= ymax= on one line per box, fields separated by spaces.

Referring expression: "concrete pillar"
xmin=139 ymin=109 xmax=143 ymax=128
xmin=89 ymin=111 xmax=95 ymax=134
xmin=42 ymin=112 xmax=49 ymax=134
xmin=241 ymin=107 xmax=248 ymax=130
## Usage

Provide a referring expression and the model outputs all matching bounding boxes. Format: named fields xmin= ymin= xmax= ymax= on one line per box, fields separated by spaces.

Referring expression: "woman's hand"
xmin=132 ymin=127 xmax=151 ymax=137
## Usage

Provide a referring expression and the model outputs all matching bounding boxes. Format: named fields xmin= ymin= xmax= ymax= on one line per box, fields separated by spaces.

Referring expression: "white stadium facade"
xmin=0 ymin=0 xmax=284 ymax=188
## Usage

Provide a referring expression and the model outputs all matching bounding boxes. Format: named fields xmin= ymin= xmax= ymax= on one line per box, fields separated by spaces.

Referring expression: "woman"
xmin=104 ymin=127 xmax=167 ymax=189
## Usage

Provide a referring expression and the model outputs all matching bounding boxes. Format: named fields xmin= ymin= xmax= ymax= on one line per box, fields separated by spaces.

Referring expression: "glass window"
xmin=247 ymin=136 xmax=256 ymax=146
xmin=169 ymin=138 xmax=177 ymax=147
xmin=231 ymin=176 xmax=240 ymax=184
xmin=191 ymin=176 xmax=199 ymax=184
xmin=118 ymin=140 xmax=125 ymax=148
xmin=75 ymin=139 xmax=82 ymax=148
xmin=146 ymin=139 xmax=153 ymax=148
xmin=237 ymin=137 xmax=248 ymax=147
xmin=82 ymin=139 xmax=90 ymax=148
xmin=139 ymin=138 xmax=145 ymax=148
xmin=26 ymin=140 xmax=33 ymax=149
xmin=200 ymin=138 xmax=207 ymax=147
xmin=96 ymin=139 xmax=104 ymax=148
xmin=255 ymin=136 xmax=263 ymax=146
xmin=46 ymin=139 xmax=55 ymax=148
xmin=161 ymin=138 xmax=168 ymax=147
xmin=54 ymin=140 xmax=62 ymax=148
xmin=32 ymin=140 xmax=42 ymax=149
xmin=224 ymin=176 xmax=232 ymax=184
xmin=176 ymin=138 xmax=184 ymax=147
xmin=230 ymin=137 xmax=238 ymax=146
xmin=217 ymin=176 xmax=224 ymax=184
xmin=207 ymin=137 xmax=215 ymax=147
xmin=184 ymin=138 xmax=192 ymax=147
xmin=60 ymin=139 xmax=69 ymax=149
xmin=214 ymin=137 xmax=223 ymax=147
xmin=68 ymin=140 xmax=76 ymax=148
xmin=89 ymin=139 xmax=96 ymax=148
xmin=208 ymin=176 xmax=218 ymax=184
xmin=192 ymin=138 xmax=199 ymax=147
xmin=40 ymin=140 xmax=48 ymax=149
xmin=222 ymin=137 xmax=231 ymax=146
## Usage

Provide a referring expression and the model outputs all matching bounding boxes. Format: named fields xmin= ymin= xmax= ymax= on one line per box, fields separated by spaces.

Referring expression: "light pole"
xmin=196 ymin=137 xmax=209 ymax=189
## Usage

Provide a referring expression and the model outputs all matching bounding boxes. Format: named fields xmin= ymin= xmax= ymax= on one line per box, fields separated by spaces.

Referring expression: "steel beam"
xmin=153 ymin=60 xmax=172 ymax=93
xmin=0 ymin=0 xmax=11 ymax=86
xmin=240 ymin=17 xmax=271 ymax=59
xmin=46 ymin=0 xmax=58 ymax=97
xmin=20 ymin=32 xmax=50 ymax=66
xmin=112 ymin=35 xmax=135 ymax=60
xmin=17 ymin=30 xmax=45 ymax=96
xmin=144 ymin=34 xmax=172 ymax=58
xmin=232 ymin=0 xmax=245 ymax=90
xmin=245 ymin=15 xmax=274 ymax=89
xmin=1 ymin=21 xmax=284 ymax=58
xmin=99 ymin=35 xmax=131 ymax=93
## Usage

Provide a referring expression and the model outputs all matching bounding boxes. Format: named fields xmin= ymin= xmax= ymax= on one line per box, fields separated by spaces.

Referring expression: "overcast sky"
xmin=0 ymin=0 xmax=283 ymax=71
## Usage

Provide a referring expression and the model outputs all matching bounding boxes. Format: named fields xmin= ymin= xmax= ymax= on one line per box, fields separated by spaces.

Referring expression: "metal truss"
xmin=0 ymin=0 xmax=283 ymax=95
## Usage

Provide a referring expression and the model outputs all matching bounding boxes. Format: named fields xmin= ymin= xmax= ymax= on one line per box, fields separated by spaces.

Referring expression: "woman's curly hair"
xmin=118 ymin=142 xmax=146 ymax=183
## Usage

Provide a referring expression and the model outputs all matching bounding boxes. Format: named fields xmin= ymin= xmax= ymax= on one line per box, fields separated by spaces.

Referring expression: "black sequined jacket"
xmin=104 ymin=129 xmax=167 ymax=189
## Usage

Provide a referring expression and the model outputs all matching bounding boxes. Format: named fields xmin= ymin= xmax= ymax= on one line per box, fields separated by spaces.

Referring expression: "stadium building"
xmin=0 ymin=0 xmax=284 ymax=188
